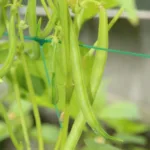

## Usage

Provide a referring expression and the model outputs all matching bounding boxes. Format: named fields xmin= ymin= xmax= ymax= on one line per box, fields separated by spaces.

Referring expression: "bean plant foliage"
xmin=0 ymin=0 xmax=147 ymax=150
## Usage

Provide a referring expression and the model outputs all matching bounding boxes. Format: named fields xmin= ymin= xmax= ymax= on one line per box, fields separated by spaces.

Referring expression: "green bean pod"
xmin=38 ymin=0 xmax=58 ymax=38
xmin=90 ymin=6 xmax=108 ymax=98
xmin=0 ymin=8 xmax=16 ymax=78
xmin=57 ymin=0 xmax=74 ymax=104
xmin=26 ymin=0 xmax=40 ymax=59
xmin=39 ymin=14 xmax=57 ymax=38
xmin=69 ymin=11 xmax=118 ymax=140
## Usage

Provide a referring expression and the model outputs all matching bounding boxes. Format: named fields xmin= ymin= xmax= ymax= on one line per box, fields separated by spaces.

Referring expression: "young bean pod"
xmin=26 ymin=0 xmax=40 ymax=59
xmin=57 ymin=0 xmax=74 ymax=104
xmin=39 ymin=14 xmax=57 ymax=38
xmin=0 ymin=7 xmax=16 ymax=78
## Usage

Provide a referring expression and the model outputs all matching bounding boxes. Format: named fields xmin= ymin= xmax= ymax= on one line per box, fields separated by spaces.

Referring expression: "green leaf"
xmin=0 ymin=121 xmax=9 ymax=141
xmin=101 ymin=0 xmax=119 ymax=8
xmin=84 ymin=138 xmax=120 ymax=150
xmin=115 ymin=133 xmax=146 ymax=145
xmin=30 ymin=124 xmax=59 ymax=143
xmin=116 ymin=0 xmax=138 ymax=25
xmin=76 ymin=0 xmax=138 ymax=26
xmin=100 ymin=102 xmax=140 ymax=120
xmin=101 ymin=0 xmax=138 ymax=25
xmin=31 ymin=74 xmax=46 ymax=96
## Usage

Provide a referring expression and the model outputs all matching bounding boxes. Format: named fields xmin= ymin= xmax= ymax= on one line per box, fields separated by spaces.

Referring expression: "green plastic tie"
xmin=79 ymin=43 xmax=150 ymax=59
xmin=3 ymin=32 xmax=150 ymax=58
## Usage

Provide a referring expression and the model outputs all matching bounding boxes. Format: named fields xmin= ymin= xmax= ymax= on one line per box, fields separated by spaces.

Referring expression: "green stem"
xmin=47 ymin=0 xmax=56 ymax=10
xmin=21 ymin=53 xmax=44 ymax=150
xmin=54 ymin=129 xmax=63 ymax=150
xmin=0 ymin=103 xmax=22 ymax=150
xmin=64 ymin=112 xmax=85 ymax=150
xmin=11 ymin=68 xmax=31 ymax=150
xmin=108 ymin=7 xmax=124 ymax=31
xmin=40 ymin=0 xmax=51 ymax=19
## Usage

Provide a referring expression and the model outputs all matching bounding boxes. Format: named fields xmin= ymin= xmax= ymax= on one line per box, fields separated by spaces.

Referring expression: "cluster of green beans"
xmin=64 ymin=5 xmax=124 ymax=150
xmin=54 ymin=1 xmax=123 ymax=150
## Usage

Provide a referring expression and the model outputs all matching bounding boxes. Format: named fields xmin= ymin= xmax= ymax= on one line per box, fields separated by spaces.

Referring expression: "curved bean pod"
xmin=0 ymin=8 xmax=16 ymax=78
xmin=64 ymin=6 xmax=121 ymax=150
xmin=26 ymin=0 xmax=40 ymax=59
xmin=40 ymin=0 xmax=51 ymax=19
xmin=39 ymin=14 xmax=57 ymax=38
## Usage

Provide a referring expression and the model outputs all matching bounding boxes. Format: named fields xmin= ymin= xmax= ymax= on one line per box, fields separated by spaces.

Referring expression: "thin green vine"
xmin=11 ymin=67 xmax=31 ymax=150
xmin=40 ymin=0 xmax=51 ymax=19
xmin=108 ymin=7 xmax=124 ymax=31
xmin=20 ymin=53 xmax=44 ymax=150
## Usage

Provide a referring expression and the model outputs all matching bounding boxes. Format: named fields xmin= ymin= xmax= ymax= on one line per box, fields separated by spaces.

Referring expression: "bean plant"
xmin=0 ymin=0 xmax=139 ymax=150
